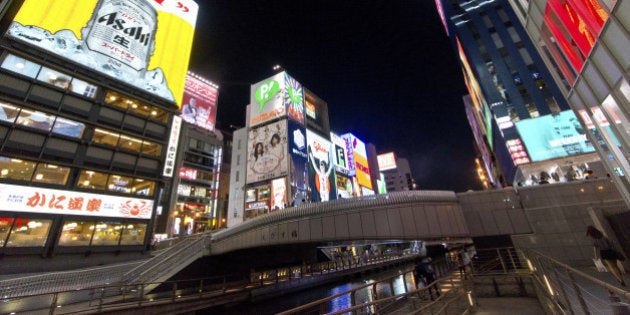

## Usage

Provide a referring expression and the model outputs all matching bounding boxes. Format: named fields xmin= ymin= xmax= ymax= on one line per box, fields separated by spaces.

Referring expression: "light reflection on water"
xmin=199 ymin=265 xmax=415 ymax=315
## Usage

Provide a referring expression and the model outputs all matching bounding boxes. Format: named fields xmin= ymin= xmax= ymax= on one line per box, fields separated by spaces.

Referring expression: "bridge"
xmin=0 ymin=178 xmax=626 ymax=313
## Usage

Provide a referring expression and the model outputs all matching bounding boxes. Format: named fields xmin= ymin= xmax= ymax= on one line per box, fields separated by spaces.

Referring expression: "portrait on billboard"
xmin=7 ymin=0 xmax=198 ymax=106
xmin=515 ymin=111 xmax=595 ymax=162
xmin=306 ymin=130 xmax=337 ymax=202
xmin=246 ymin=120 xmax=289 ymax=184
xmin=181 ymin=73 xmax=218 ymax=131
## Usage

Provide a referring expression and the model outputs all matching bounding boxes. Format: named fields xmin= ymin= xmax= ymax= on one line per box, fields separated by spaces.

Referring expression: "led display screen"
xmin=181 ymin=72 xmax=218 ymax=131
xmin=306 ymin=129 xmax=337 ymax=202
xmin=287 ymin=120 xmax=308 ymax=191
xmin=8 ymin=0 xmax=199 ymax=106
xmin=377 ymin=152 xmax=397 ymax=171
xmin=515 ymin=110 xmax=595 ymax=162
xmin=342 ymin=133 xmax=372 ymax=190
xmin=331 ymin=132 xmax=349 ymax=174
xmin=246 ymin=120 xmax=289 ymax=184
xmin=270 ymin=177 xmax=286 ymax=211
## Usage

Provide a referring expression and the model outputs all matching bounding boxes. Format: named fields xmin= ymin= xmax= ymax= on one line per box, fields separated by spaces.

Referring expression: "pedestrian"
xmin=586 ymin=225 xmax=626 ymax=287
xmin=415 ymin=258 xmax=440 ymax=300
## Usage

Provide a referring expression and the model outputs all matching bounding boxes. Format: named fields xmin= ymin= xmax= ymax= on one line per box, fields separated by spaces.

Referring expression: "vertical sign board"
xmin=342 ymin=133 xmax=372 ymax=190
xmin=287 ymin=120 xmax=308 ymax=198
xmin=306 ymin=129 xmax=337 ymax=202
xmin=8 ymin=0 xmax=199 ymax=106
xmin=246 ymin=120 xmax=289 ymax=184
xmin=163 ymin=116 xmax=182 ymax=177
xmin=285 ymin=73 xmax=304 ymax=125
xmin=181 ymin=72 xmax=218 ymax=131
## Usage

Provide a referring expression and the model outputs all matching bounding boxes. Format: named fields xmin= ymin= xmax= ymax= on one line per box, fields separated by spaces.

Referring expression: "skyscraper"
xmin=436 ymin=0 xmax=602 ymax=187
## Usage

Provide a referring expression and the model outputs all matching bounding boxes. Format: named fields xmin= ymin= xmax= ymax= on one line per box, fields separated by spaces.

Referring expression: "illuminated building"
xmin=377 ymin=152 xmax=418 ymax=192
xmin=0 ymin=0 xmax=198 ymax=269
xmin=436 ymin=0 xmax=602 ymax=187
xmin=507 ymin=0 xmax=630 ymax=205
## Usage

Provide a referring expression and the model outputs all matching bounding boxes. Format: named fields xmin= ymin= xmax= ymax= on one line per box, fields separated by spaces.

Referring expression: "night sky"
xmin=189 ymin=0 xmax=483 ymax=192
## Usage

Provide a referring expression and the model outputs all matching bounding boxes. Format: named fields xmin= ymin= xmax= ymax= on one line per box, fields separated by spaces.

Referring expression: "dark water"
xmin=198 ymin=263 xmax=416 ymax=315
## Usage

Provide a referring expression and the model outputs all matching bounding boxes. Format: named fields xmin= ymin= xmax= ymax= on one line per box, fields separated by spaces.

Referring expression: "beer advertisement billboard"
xmin=181 ymin=72 xmax=218 ymax=131
xmin=246 ymin=120 xmax=289 ymax=184
xmin=306 ymin=129 xmax=337 ymax=202
xmin=7 ymin=0 xmax=199 ymax=106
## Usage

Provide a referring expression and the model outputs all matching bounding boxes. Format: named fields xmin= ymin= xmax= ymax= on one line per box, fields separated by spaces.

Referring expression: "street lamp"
xmin=273 ymin=64 xmax=282 ymax=71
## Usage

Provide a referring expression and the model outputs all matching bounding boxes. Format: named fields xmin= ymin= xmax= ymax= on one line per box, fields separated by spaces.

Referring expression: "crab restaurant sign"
xmin=0 ymin=183 xmax=154 ymax=219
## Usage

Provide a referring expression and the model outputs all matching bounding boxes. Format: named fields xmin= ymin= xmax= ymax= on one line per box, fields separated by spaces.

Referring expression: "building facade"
xmin=0 ymin=0 xmax=198 ymax=260
xmin=507 ymin=0 xmax=630 ymax=205
xmin=437 ymin=0 xmax=602 ymax=188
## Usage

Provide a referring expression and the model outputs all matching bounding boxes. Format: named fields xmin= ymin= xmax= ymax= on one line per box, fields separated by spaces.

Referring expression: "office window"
xmin=16 ymin=109 xmax=54 ymax=132
xmin=5 ymin=217 xmax=52 ymax=247
xmin=0 ymin=102 xmax=20 ymax=123
xmin=107 ymin=174 xmax=134 ymax=193
xmin=77 ymin=170 xmax=109 ymax=190
xmin=120 ymin=223 xmax=146 ymax=245
xmin=93 ymin=128 xmax=120 ymax=147
xmin=0 ymin=217 xmax=13 ymax=247
xmin=58 ymin=220 xmax=93 ymax=246
xmin=91 ymin=221 xmax=122 ymax=246
xmin=132 ymin=178 xmax=155 ymax=196
xmin=119 ymin=134 xmax=142 ymax=152
xmin=52 ymin=117 xmax=85 ymax=138
xmin=141 ymin=140 xmax=161 ymax=157
xmin=1 ymin=53 xmax=41 ymax=78
xmin=37 ymin=67 xmax=72 ymax=89
xmin=32 ymin=163 xmax=70 ymax=185
xmin=69 ymin=77 xmax=97 ymax=99
xmin=0 ymin=157 xmax=36 ymax=181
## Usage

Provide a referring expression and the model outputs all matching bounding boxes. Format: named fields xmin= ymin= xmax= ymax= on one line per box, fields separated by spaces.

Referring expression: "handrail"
xmin=522 ymin=248 xmax=630 ymax=300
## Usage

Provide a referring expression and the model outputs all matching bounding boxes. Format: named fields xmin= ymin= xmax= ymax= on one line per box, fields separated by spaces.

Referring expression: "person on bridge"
xmin=586 ymin=225 xmax=626 ymax=287
xmin=415 ymin=258 xmax=439 ymax=300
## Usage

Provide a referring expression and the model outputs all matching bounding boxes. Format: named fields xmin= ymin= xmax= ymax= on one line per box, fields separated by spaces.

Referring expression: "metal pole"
xmin=566 ymin=269 xmax=590 ymax=314
xmin=49 ymin=292 xmax=58 ymax=315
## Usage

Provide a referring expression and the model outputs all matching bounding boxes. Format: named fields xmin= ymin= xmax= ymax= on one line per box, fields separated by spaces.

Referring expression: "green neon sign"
xmin=255 ymin=80 xmax=280 ymax=112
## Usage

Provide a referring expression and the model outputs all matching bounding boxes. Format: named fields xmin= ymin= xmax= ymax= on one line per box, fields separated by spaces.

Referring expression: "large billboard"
xmin=331 ymin=132 xmax=350 ymax=175
xmin=515 ymin=110 xmax=595 ymax=162
xmin=287 ymin=120 xmax=308 ymax=193
xmin=306 ymin=129 xmax=337 ymax=202
xmin=246 ymin=120 xmax=289 ymax=184
xmin=249 ymin=71 xmax=304 ymax=127
xmin=181 ymin=72 xmax=218 ymax=131
xmin=8 ymin=0 xmax=199 ymax=106
xmin=377 ymin=152 xmax=397 ymax=171
xmin=304 ymin=89 xmax=330 ymax=136
xmin=342 ymin=133 xmax=372 ymax=190
xmin=0 ymin=183 xmax=153 ymax=219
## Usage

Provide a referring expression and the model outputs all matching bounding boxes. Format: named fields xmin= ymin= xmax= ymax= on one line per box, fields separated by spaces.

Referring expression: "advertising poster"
xmin=377 ymin=152 xmax=397 ymax=171
xmin=181 ymin=72 xmax=218 ymax=131
xmin=306 ymin=130 xmax=337 ymax=202
xmin=270 ymin=177 xmax=287 ymax=210
xmin=335 ymin=174 xmax=353 ymax=198
xmin=246 ymin=120 xmax=289 ymax=184
xmin=331 ymin=132 xmax=350 ymax=174
xmin=250 ymin=72 xmax=286 ymax=127
xmin=342 ymin=133 xmax=372 ymax=190
xmin=8 ymin=0 xmax=199 ymax=106
xmin=304 ymin=88 xmax=330 ymax=136
xmin=285 ymin=73 xmax=304 ymax=124
xmin=515 ymin=110 xmax=595 ymax=162
xmin=288 ymin=120 xmax=308 ymax=194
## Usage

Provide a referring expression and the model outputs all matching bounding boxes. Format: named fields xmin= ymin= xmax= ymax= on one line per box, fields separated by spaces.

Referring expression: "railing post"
xmin=508 ymin=248 xmax=518 ymax=271
xmin=223 ymin=276 xmax=227 ymax=293
xmin=171 ymin=282 xmax=177 ymax=302
xmin=498 ymin=249 xmax=507 ymax=274
xmin=199 ymin=279 xmax=204 ymax=297
xmin=138 ymin=284 xmax=144 ymax=307
xmin=49 ymin=292 xmax=58 ymax=315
